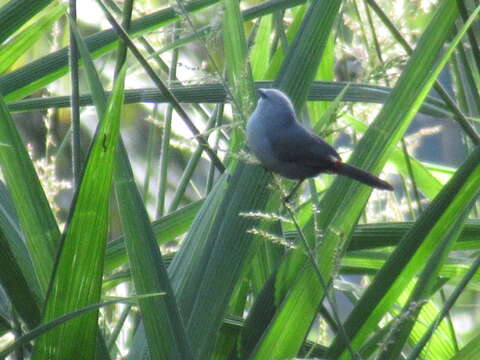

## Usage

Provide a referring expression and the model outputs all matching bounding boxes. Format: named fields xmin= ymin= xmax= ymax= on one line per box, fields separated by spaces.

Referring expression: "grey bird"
xmin=246 ymin=88 xmax=393 ymax=196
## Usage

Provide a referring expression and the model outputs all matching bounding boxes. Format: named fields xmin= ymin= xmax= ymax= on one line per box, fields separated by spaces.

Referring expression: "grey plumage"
xmin=246 ymin=88 xmax=393 ymax=191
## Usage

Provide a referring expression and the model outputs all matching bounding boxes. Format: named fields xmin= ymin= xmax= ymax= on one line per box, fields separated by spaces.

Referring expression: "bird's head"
xmin=255 ymin=88 xmax=297 ymax=126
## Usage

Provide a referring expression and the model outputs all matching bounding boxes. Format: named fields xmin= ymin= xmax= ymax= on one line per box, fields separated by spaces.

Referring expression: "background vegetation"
xmin=1 ymin=0 xmax=480 ymax=359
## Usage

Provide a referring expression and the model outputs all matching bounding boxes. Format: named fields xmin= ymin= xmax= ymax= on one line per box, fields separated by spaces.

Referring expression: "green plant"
xmin=1 ymin=1 xmax=480 ymax=359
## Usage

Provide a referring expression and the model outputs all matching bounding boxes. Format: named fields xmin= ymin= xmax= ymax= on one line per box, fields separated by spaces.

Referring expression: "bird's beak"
xmin=257 ymin=89 xmax=267 ymax=98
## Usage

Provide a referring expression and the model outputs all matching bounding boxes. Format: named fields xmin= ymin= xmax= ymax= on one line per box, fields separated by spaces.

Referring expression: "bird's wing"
xmin=269 ymin=125 xmax=340 ymax=168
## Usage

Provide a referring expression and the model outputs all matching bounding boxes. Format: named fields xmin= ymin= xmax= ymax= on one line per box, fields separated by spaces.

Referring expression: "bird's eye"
xmin=258 ymin=89 xmax=268 ymax=99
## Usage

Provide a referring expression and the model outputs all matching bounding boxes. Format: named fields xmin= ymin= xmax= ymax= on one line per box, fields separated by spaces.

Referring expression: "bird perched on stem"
xmin=246 ymin=88 xmax=393 ymax=200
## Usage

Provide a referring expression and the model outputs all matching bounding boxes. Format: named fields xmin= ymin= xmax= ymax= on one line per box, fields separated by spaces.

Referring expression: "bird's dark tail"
xmin=333 ymin=161 xmax=393 ymax=191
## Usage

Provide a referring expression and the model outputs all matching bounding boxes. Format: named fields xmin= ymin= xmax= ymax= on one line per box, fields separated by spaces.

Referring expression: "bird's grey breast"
xmin=246 ymin=106 xmax=279 ymax=168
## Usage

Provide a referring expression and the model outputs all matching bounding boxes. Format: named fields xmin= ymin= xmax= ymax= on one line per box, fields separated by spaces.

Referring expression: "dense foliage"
xmin=1 ymin=0 xmax=480 ymax=359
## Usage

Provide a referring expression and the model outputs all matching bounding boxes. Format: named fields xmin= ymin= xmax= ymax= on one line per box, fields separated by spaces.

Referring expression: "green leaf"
xmin=0 ymin=0 xmax=53 ymax=44
xmin=344 ymin=114 xmax=443 ymax=199
xmin=223 ymin=0 xmax=256 ymax=153
xmin=114 ymin=140 xmax=193 ymax=359
xmin=0 ymin=94 xmax=58 ymax=295
xmin=0 ymin=181 xmax=42 ymax=328
xmin=31 ymin=66 xmax=126 ymax=360
xmin=452 ymin=332 xmax=480 ymax=359
xmin=250 ymin=15 xmax=272 ymax=79
xmin=7 ymin=82 xmax=451 ymax=118
xmin=264 ymin=4 xmax=308 ymax=80
xmin=0 ymin=2 xmax=66 ymax=74
xmin=378 ymin=208 xmax=470 ymax=359
xmin=1 ymin=294 xmax=162 ymax=359
xmin=72 ymin=10 xmax=192 ymax=358
xmin=104 ymin=200 xmax=202 ymax=273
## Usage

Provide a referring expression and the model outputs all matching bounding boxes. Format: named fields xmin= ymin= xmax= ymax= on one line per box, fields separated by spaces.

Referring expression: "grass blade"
xmin=0 ymin=95 xmax=59 ymax=294
xmin=32 ymin=67 xmax=126 ymax=360
xmin=114 ymin=142 xmax=193 ymax=359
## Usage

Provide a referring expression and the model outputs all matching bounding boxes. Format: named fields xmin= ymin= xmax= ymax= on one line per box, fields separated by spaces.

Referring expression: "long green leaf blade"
xmin=0 ymin=94 xmax=58 ymax=294
xmin=0 ymin=0 xmax=52 ymax=44
xmin=0 ymin=2 xmax=66 ymax=74
xmin=114 ymin=143 xmax=193 ymax=359
xmin=32 ymin=67 xmax=126 ymax=360
xmin=0 ymin=182 xmax=42 ymax=328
